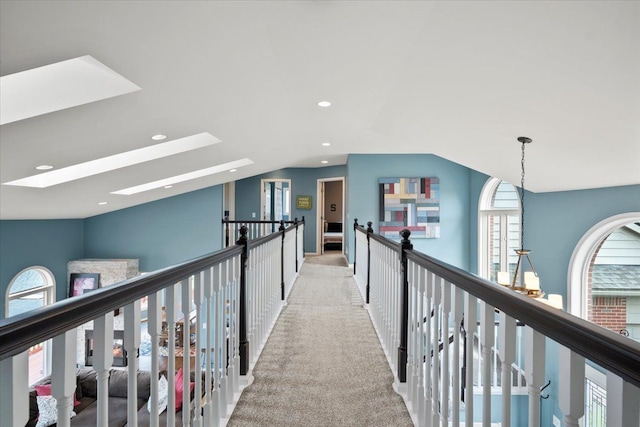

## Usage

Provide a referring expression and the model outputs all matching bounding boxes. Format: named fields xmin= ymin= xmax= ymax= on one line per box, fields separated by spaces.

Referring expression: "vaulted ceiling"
xmin=1 ymin=1 xmax=638 ymax=219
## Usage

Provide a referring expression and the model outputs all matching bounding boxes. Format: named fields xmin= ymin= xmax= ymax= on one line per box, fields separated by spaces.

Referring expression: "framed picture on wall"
xmin=69 ymin=273 xmax=100 ymax=297
xmin=296 ymin=195 xmax=312 ymax=210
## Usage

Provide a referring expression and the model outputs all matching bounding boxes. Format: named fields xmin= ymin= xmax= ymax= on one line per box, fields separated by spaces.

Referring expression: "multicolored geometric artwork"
xmin=379 ymin=177 xmax=440 ymax=239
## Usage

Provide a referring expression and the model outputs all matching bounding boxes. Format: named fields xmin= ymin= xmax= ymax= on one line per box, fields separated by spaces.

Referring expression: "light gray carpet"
xmin=227 ymin=256 xmax=413 ymax=427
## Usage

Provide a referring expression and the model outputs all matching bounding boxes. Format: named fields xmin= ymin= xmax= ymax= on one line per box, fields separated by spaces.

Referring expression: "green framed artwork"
xmin=296 ymin=195 xmax=312 ymax=210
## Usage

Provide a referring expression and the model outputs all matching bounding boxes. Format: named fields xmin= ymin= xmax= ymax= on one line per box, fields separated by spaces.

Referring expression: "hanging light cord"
xmin=520 ymin=140 xmax=526 ymax=251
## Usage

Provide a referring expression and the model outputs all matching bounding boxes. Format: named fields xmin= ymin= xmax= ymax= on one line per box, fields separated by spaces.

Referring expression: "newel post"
xmin=366 ymin=221 xmax=373 ymax=304
xmin=301 ymin=216 xmax=306 ymax=258
xmin=223 ymin=216 xmax=230 ymax=247
xmin=353 ymin=219 xmax=358 ymax=275
xmin=279 ymin=220 xmax=286 ymax=300
xmin=237 ymin=226 xmax=250 ymax=375
xmin=398 ymin=228 xmax=412 ymax=382
xmin=294 ymin=217 xmax=299 ymax=273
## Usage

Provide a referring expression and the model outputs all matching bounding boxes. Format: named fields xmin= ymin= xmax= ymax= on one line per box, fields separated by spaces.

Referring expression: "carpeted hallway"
xmin=227 ymin=253 xmax=413 ymax=426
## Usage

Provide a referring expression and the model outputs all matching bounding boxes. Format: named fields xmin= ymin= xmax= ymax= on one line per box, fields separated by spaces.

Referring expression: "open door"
xmin=317 ymin=178 xmax=345 ymax=254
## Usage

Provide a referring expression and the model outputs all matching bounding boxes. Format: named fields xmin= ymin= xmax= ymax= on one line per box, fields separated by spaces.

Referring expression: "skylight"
xmin=0 ymin=55 xmax=141 ymax=125
xmin=3 ymin=133 xmax=221 ymax=188
xmin=111 ymin=158 xmax=254 ymax=195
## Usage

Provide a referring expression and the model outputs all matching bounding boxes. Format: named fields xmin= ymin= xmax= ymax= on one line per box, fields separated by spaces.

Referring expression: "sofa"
xmin=26 ymin=367 xmax=200 ymax=427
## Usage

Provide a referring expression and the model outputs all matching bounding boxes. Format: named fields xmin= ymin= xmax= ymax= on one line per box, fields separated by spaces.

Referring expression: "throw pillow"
xmin=35 ymin=395 xmax=76 ymax=427
xmin=35 ymin=384 xmax=81 ymax=406
xmin=147 ymin=375 xmax=169 ymax=414
xmin=174 ymin=368 xmax=195 ymax=411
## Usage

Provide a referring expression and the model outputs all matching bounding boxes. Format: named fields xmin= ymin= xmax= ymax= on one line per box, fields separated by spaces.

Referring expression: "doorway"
xmin=260 ymin=179 xmax=291 ymax=233
xmin=317 ymin=177 xmax=345 ymax=254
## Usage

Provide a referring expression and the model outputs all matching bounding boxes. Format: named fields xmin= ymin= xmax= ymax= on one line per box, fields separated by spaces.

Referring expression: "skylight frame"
xmin=110 ymin=158 xmax=254 ymax=195
xmin=3 ymin=132 xmax=221 ymax=188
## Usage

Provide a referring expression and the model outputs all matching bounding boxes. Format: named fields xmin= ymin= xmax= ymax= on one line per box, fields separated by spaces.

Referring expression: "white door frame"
xmin=260 ymin=178 xmax=291 ymax=222
xmin=316 ymin=177 xmax=346 ymax=254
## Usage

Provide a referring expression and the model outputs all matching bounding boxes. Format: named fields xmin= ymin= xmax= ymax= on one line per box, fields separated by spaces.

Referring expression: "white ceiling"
xmin=1 ymin=1 xmax=639 ymax=220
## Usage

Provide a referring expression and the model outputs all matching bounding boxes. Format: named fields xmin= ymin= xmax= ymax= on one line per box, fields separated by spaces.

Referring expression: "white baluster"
xmin=193 ymin=272 xmax=204 ymax=427
xmin=441 ymin=280 xmax=452 ymax=427
xmin=148 ymin=291 xmax=162 ymax=427
xmin=211 ymin=265 xmax=222 ymax=423
xmin=124 ymin=300 xmax=141 ymax=426
xmin=406 ymin=261 xmax=417 ymax=412
xmin=464 ymin=294 xmax=478 ymax=427
xmin=480 ymin=301 xmax=494 ymax=427
xmin=558 ymin=347 xmax=585 ymax=427
xmin=181 ymin=277 xmax=192 ymax=426
xmin=525 ymin=327 xmax=545 ymax=427
xmin=431 ymin=275 xmax=441 ymax=427
xmin=0 ymin=351 xmax=29 ymax=427
xmin=606 ymin=372 xmax=640 ymax=427
xmin=451 ymin=287 xmax=464 ymax=427
xmin=422 ymin=270 xmax=433 ymax=426
xmin=51 ymin=329 xmax=76 ymax=427
xmin=94 ymin=312 xmax=114 ymax=427
xmin=165 ymin=284 xmax=178 ymax=427
xmin=416 ymin=267 xmax=427 ymax=426
xmin=203 ymin=267 xmax=216 ymax=426
xmin=498 ymin=311 xmax=516 ymax=427
xmin=217 ymin=265 xmax=228 ymax=417
xmin=224 ymin=261 xmax=236 ymax=403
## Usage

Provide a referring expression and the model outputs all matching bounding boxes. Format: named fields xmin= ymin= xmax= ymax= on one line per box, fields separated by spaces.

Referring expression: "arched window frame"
xmin=5 ymin=266 xmax=56 ymax=316
xmin=568 ymin=212 xmax=640 ymax=317
xmin=5 ymin=266 xmax=56 ymax=385
xmin=478 ymin=177 xmax=521 ymax=280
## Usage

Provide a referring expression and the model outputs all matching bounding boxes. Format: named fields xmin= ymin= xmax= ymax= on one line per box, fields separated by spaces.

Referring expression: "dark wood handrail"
xmin=0 ymin=245 xmax=243 ymax=361
xmin=405 ymin=249 xmax=640 ymax=389
xmin=223 ymin=219 xmax=298 ymax=225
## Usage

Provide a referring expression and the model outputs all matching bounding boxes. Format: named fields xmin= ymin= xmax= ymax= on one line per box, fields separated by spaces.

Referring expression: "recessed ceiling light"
xmin=164 ymin=185 xmax=173 ymax=189
xmin=98 ymin=202 xmax=108 ymax=205
xmin=3 ymin=132 xmax=220 ymax=188
xmin=322 ymin=142 xmax=331 ymax=147
xmin=321 ymin=160 xmax=329 ymax=164
xmin=317 ymin=101 xmax=331 ymax=107
xmin=35 ymin=165 xmax=54 ymax=170
xmin=0 ymin=55 xmax=140 ymax=125
xmin=111 ymin=158 xmax=254 ymax=195
xmin=151 ymin=134 xmax=167 ymax=141
xmin=229 ymin=169 xmax=237 ymax=173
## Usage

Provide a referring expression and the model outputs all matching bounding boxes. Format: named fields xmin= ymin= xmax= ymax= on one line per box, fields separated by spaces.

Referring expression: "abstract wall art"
xmin=379 ymin=177 xmax=440 ymax=239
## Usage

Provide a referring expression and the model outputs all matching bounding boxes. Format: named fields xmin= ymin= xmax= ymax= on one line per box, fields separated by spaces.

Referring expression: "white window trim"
xmin=478 ymin=177 xmax=520 ymax=278
xmin=5 ymin=266 xmax=56 ymax=316
xmin=567 ymin=212 xmax=640 ymax=318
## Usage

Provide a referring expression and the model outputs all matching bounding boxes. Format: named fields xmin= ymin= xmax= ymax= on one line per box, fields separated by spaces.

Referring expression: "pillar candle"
xmin=524 ymin=272 xmax=540 ymax=291
xmin=497 ymin=271 xmax=510 ymax=285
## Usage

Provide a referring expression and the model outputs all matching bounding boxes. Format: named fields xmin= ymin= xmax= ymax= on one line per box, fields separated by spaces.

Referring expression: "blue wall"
xmin=0 ymin=220 xmax=84 ymax=318
xmin=85 ymin=185 xmax=224 ymax=272
xmin=234 ymin=166 xmax=347 ymax=253
xmin=1 ymin=186 xmax=225 ymax=317
xmin=525 ymin=183 xmax=640 ymax=423
xmin=346 ymin=154 xmax=472 ymax=269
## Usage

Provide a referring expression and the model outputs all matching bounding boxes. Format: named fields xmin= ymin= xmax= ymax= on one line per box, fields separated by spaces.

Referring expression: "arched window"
xmin=5 ymin=266 xmax=56 ymax=384
xmin=568 ymin=213 xmax=640 ymax=427
xmin=478 ymin=178 xmax=521 ymax=281
xmin=569 ymin=213 xmax=640 ymax=339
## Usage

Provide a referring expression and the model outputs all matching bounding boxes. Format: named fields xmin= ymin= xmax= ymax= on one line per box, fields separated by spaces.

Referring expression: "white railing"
xmin=353 ymin=224 xmax=640 ymax=427
xmin=367 ymin=237 xmax=402 ymax=380
xmin=0 ymin=224 xmax=302 ymax=427
xmin=223 ymin=218 xmax=304 ymax=247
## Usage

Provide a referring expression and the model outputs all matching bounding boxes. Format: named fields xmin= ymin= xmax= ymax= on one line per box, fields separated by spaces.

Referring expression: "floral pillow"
xmin=35 ymin=395 xmax=76 ymax=427
xmin=147 ymin=375 xmax=169 ymax=414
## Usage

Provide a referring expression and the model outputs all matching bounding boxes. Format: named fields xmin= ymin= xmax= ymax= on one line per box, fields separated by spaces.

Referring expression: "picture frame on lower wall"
xmin=69 ymin=273 xmax=100 ymax=298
